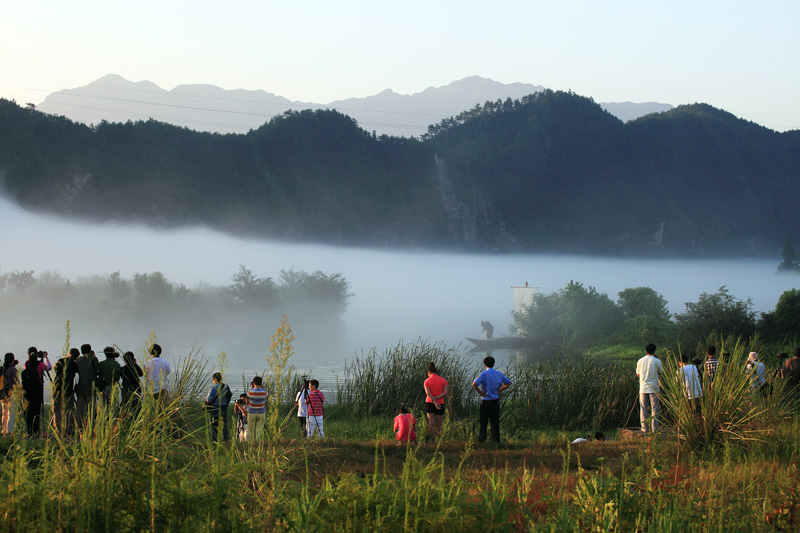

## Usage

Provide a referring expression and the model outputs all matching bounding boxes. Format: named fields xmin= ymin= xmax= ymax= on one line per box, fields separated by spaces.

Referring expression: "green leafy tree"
xmin=133 ymin=271 xmax=173 ymax=304
xmin=617 ymin=287 xmax=674 ymax=344
xmin=759 ymin=288 xmax=800 ymax=342
xmin=674 ymin=286 xmax=756 ymax=347
xmin=514 ymin=281 xmax=624 ymax=348
xmin=109 ymin=271 xmax=132 ymax=300
xmin=277 ymin=269 xmax=351 ymax=317
xmin=618 ymin=287 xmax=670 ymax=320
xmin=226 ymin=265 xmax=277 ymax=308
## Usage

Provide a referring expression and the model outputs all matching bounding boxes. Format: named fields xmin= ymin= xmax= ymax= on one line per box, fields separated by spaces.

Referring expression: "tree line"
xmin=514 ymin=282 xmax=799 ymax=353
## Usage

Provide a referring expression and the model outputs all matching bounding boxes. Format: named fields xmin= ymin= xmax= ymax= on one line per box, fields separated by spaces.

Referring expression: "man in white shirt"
xmin=636 ymin=343 xmax=663 ymax=433
xmin=146 ymin=343 xmax=171 ymax=401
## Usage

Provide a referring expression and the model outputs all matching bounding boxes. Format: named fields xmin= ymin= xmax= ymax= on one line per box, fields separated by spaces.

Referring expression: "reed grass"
xmin=336 ymin=338 xmax=474 ymax=417
xmin=504 ymin=355 xmax=637 ymax=432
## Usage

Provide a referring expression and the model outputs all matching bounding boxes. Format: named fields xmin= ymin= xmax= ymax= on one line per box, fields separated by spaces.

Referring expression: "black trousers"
xmin=25 ymin=399 xmax=42 ymax=436
xmin=479 ymin=398 xmax=500 ymax=442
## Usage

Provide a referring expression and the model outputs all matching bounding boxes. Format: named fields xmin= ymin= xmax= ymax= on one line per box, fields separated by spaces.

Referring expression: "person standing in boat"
xmin=481 ymin=321 xmax=494 ymax=340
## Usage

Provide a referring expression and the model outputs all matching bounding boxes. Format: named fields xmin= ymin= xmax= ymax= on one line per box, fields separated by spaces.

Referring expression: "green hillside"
xmin=1 ymin=91 xmax=798 ymax=255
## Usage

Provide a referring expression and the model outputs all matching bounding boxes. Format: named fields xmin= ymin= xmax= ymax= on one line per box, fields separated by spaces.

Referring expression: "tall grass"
xmin=660 ymin=335 xmax=794 ymax=451
xmin=337 ymin=339 xmax=474 ymax=417
xmin=505 ymin=355 xmax=638 ymax=431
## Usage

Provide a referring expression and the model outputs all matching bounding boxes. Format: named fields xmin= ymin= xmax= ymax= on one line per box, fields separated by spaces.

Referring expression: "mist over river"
xmin=1 ymin=195 xmax=797 ymax=392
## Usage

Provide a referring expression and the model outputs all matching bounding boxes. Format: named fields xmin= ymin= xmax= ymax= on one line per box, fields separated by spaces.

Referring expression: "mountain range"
xmin=36 ymin=74 xmax=674 ymax=138
xmin=2 ymin=89 xmax=797 ymax=257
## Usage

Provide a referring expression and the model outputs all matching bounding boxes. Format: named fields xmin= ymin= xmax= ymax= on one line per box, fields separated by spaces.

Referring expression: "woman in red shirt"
xmin=423 ymin=362 xmax=448 ymax=444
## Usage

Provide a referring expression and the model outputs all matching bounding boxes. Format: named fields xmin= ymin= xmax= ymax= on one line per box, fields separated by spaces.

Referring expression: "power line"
xmin=1 ymin=81 xmax=454 ymax=123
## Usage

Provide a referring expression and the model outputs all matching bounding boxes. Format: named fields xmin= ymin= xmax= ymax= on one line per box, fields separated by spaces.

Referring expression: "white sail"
xmin=512 ymin=285 xmax=537 ymax=335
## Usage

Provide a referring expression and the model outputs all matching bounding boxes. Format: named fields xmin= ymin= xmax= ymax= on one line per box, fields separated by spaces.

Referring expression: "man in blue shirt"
xmin=472 ymin=356 xmax=512 ymax=443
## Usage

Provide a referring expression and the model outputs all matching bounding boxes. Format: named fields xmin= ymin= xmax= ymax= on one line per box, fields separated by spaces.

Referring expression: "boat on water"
xmin=466 ymin=283 xmax=539 ymax=352
xmin=464 ymin=335 xmax=541 ymax=352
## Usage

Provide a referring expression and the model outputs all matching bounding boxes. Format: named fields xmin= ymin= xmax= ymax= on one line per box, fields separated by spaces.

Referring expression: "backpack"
xmin=223 ymin=384 xmax=233 ymax=406
xmin=21 ymin=366 xmax=43 ymax=398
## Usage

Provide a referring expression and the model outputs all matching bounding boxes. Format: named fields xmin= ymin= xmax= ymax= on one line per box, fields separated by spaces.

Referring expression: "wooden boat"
xmin=465 ymin=336 xmax=540 ymax=352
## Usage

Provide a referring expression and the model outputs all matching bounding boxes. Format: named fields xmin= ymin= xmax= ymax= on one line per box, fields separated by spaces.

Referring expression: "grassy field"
xmin=1 ymin=333 xmax=799 ymax=531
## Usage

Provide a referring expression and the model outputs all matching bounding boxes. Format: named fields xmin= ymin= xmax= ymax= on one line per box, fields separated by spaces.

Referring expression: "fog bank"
xmin=1 ymin=195 xmax=797 ymax=382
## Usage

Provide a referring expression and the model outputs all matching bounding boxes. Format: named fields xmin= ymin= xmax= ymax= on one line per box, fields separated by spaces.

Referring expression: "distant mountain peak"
xmin=38 ymin=74 xmax=674 ymax=137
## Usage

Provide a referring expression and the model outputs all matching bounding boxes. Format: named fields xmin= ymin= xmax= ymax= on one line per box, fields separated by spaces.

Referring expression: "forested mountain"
xmin=1 ymin=91 xmax=798 ymax=255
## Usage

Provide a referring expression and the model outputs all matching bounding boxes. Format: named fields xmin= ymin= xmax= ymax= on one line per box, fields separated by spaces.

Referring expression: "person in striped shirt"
xmin=306 ymin=379 xmax=325 ymax=439
xmin=246 ymin=376 xmax=268 ymax=443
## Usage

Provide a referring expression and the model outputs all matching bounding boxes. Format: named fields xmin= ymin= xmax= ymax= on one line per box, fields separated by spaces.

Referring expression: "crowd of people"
xmin=6 ymin=339 xmax=798 ymax=444
xmin=209 ymin=355 xmax=514 ymax=445
xmin=636 ymin=345 xmax=800 ymax=432
xmin=1 ymin=340 xmax=514 ymax=444
xmin=0 ymin=344 xmax=165 ymax=437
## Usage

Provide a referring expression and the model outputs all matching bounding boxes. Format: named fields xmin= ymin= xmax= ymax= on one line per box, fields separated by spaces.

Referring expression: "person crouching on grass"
xmin=306 ymin=379 xmax=325 ymax=439
xmin=393 ymin=405 xmax=417 ymax=444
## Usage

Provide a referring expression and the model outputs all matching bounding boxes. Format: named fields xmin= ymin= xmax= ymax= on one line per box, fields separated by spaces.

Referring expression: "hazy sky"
xmin=1 ymin=1 xmax=797 ymax=131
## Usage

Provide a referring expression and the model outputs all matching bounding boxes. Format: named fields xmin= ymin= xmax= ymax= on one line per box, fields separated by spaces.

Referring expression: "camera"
xmin=37 ymin=351 xmax=47 ymax=360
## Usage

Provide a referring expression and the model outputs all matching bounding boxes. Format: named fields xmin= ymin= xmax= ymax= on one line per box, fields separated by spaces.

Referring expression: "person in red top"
xmin=423 ymin=362 xmax=448 ymax=444
xmin=393 ymin=405 xmax=417 ymax=444
xmin=306 ymin=379 xmax=325 ymax=439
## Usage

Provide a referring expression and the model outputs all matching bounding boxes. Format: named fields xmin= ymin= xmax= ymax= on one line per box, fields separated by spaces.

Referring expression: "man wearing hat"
xmin=98 ymin=346 xmax=122 ymax=405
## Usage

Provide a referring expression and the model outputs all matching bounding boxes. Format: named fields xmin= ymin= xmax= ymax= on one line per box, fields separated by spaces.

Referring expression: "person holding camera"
xmin=205 ymin=372 xmax=232 ymax=442
xmin=53 ymin=348 xmax=79 ymax=436
xmin=75 ymin=344 xmax=100 ymax=429
xmin=295 ymin=379 xmax=310 ymax=437
xmin=234 ymin=394 xmax=248 ymax=441
xmin=21 ymin=347 xmax=51 ymax=436
xmin=1 ymin=353 xmax=19 ymax=434
xmin=246 ymin=376 xmax=268 ymax=443
xmin=98 ymin=347 xmax=122 ymax=406
xmin=120 ymin=351 xmax=144 ymax=409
